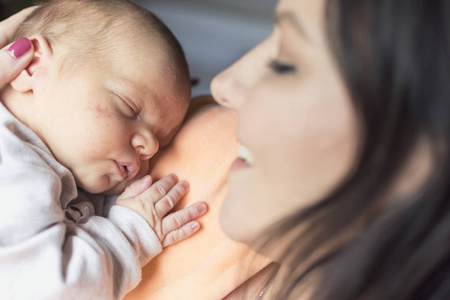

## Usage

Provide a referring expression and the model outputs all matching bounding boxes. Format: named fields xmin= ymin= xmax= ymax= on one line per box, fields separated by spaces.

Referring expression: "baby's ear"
xmin=10 ymin=35 xmax=53 ymax=93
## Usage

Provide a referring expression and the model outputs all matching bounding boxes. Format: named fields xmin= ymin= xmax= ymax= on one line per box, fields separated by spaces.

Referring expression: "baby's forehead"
xmin=105 ymin=37 xmax=189 ymax=92
xmin=108 ymin=32 xmax=174 ymax=69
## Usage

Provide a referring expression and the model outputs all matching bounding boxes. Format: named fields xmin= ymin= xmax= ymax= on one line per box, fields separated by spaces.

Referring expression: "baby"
xmin=0 ymin=0 xmax=206 ymax=299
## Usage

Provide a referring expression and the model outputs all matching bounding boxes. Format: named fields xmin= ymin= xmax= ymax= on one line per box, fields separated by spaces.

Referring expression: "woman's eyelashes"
xmin=268 ymin=59 xmax=297 ymax=74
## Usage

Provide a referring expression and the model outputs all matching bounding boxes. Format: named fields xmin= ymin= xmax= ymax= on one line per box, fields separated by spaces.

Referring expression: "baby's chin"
xmin=80 ymin=178 xmax=131 ymax=195
xmin=91 ymin=176 xmax=140 ymax=195
xmin=102 ymin=182 xmax=128 ymax=195
xmin=76 ymin=179 xmax=118 ymax=195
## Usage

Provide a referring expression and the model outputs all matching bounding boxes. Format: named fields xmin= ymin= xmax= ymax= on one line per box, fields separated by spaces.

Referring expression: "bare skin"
xmin=117 ymin=174 xmax=208 ymax=247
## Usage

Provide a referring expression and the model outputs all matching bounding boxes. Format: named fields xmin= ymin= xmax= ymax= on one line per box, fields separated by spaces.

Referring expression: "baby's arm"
xmin=116 ymin=174 xmax=207 ymax=248
xmin=70 ymin=174 xmax=207 ymax=298
xmin=0 ymin=145 xmax=204 ymax=299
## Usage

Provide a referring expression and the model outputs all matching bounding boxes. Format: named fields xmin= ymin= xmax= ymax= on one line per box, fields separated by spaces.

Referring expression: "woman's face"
xmin=211 ymin=0 xmax=359 ymax=246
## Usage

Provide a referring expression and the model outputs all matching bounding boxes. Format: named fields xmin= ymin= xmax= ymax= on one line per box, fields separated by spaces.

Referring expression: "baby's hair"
xmin=11 ymin=0 xmax=190 ymax=85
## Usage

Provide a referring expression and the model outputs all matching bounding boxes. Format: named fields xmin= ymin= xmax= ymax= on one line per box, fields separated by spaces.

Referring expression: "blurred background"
xmin=1 ymin=0 xmax=277 ymax=96
xmin=0 ymin=0 xmax=34 ymax=20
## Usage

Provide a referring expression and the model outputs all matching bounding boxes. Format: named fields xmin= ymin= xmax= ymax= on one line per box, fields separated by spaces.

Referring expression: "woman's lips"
xmin=230 ymin=157 xmax=251 ymax=172
xmin=230 ymin=145 xmax=253 ymax=172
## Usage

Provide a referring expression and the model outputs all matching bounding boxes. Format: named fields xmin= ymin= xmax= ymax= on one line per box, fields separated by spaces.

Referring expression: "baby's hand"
xmin=116 ymin=174 xmax=207 ymax=247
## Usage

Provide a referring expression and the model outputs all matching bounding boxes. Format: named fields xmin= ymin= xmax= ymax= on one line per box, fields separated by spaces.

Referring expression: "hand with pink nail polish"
xmin=116 ymin=174 xmax=208 ymax=248
xmin=0 ymin=7 xmax=36 ymax=88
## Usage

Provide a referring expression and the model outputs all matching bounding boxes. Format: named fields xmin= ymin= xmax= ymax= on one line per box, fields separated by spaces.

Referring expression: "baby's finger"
xmin=162 ymin=202 xmax=207 ymax=234
xmin=139 ymin=174 xmax=178 ymax=204
xmin=155 ymin=180 xmax=189 ymax=218
xmin=117 ymin=175 xmax=153 ymax=200
xmin=162 ymin=221 xmax=200 ymax=247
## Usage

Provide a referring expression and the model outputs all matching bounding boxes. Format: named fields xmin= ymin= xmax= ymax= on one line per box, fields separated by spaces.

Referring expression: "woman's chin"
xmin=219 ymin=194 xmax=252 ymax=244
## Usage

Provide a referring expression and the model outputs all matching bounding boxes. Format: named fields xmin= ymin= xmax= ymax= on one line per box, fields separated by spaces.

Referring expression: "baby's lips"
xmin=115 ymin=161 xmax=128 ymax=180
xmin=126 ymin=162 xmax=140 ymax=179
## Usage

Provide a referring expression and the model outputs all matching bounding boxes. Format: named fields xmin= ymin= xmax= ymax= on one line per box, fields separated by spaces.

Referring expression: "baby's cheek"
xmin=83 ymin=102 xmax=113 ymax=119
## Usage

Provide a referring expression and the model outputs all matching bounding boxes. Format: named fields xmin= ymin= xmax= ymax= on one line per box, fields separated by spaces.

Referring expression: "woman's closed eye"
xmin=268 ymin=59 xmax=297 ymax=74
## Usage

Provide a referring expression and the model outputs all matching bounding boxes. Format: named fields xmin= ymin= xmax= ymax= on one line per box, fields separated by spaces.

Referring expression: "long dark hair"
xmin=261 ymin=0 xmax=450 ymax=298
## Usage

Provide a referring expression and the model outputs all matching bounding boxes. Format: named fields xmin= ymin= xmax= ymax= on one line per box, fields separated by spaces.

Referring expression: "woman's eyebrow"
xmin=275 ymin=11 xmax=311 ymax=42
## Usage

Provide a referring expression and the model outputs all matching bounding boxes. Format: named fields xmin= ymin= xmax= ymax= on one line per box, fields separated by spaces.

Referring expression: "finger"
xmin=162 ymin=221 xmax=200 ymax=247
xmin=0 ymin=38 xmax=34 ymax=87
xmin=155 ymin=180 xmax=189 ymax=218
xmin=162 ymin=202 xmax=207 ymax=234
xmin=139 ymin=174 xmax=178 ymax=204
xmin=117 ymin=175 xmax=153 ymax=200
xmin=0 ymin=6 xmax=37 ymax=47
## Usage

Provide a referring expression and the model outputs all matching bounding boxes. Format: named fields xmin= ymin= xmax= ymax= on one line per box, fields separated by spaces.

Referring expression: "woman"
xmin=212 ymin=0 xmax=449 ymax=298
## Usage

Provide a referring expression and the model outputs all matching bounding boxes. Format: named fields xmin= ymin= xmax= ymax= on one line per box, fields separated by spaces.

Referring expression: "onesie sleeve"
xmin=0 ymin=118 xmax=162 ymax=300
xmin=78 ymin=205 xmax=163 ymax=296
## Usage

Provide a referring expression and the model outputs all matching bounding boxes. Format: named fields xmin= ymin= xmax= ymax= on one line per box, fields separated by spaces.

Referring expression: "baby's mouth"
xmin=115 ymin=161 xmax=139 ymax=180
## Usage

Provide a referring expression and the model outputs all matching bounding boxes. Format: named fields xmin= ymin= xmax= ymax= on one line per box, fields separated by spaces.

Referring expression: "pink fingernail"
xmin=182 ymin=181 xmax=189 ymax=190
xmin=197 ymin=203 xmax=207 ymax=214
xmin=8 ymin=37 xmax=31 ymax=59
xmin=190 ymin=222 xmax=200 ymax=230
xmin=141 ymin=175 xmax=151 ymax=183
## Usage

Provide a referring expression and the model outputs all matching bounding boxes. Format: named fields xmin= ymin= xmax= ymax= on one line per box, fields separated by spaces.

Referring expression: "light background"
xmin=134 ymin=0 xmax=277 ymax=96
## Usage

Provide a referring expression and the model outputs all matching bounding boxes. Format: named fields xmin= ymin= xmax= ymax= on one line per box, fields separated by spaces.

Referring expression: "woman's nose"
xmin=131 ymin=130 xmax=159 ymax=160
xmin=211 ymin=37 xmax=274 ymax=110
xmin=210 ymin=66 xmax=246 ymax=110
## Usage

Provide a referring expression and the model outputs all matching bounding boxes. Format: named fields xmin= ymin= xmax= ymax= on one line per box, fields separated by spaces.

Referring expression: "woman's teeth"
xmin=238 ymin=145 xmax=254 ymax=165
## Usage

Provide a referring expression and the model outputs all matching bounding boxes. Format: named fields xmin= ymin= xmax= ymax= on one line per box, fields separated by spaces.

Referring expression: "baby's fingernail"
xmin=141 ymin=175 xmax=151 ymax=183
xmin=8 ymin=37 xmax=31 ymax=59
xmin=182 ymin=181 xmax=189 ymax=190
xmin=190 ymin=222 xmax=200 ymax=230
xmin=197 ymin=203 xmax=207 ymax=214
xmin=168 ymin=173 xmax=178 ymax=182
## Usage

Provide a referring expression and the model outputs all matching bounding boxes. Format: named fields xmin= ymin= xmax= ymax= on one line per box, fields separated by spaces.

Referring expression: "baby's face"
xmin=34 ymin=39 xmax=190 ymax=194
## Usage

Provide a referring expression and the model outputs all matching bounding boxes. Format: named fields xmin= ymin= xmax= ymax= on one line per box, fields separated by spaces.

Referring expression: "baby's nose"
xmin=131 ymin=131 xmax=159 ymax=160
